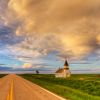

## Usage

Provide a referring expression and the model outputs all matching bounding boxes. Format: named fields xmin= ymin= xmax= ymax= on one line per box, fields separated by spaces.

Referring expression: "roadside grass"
xmin=0 ymin=74 xmax=7 ymax=78
xmin=20 ymin=74 xmax=100 ymax=100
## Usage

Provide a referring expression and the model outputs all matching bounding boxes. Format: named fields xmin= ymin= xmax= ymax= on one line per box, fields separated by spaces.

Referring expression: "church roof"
xmin=64 ymin=60 xmax=69 ymax=66
xmin=55 ymin=68 xmax=69 ymax=73
xmin=55 ymin=68 xmax=64 ymax=73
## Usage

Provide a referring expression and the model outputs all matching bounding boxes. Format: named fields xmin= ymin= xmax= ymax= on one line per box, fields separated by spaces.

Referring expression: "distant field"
xmin=20 ymin=74 xmax=100 ymax=100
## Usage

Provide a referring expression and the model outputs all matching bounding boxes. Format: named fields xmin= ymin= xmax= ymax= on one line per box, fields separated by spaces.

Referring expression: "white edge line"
xmin=20 ymin=75 xmax=67 ymax=100
xmin=34 ymin=83 xmax=66 ymax=100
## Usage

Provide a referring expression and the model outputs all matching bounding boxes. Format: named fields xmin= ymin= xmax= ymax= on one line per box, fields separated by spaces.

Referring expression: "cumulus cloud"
xmin=22 ymin=63 xmax=32 ymax=69
xmin=1 ymin=0 xmax=100 ymax=61
xmin=8 ymin=0 xmax=100 ymax=33
xmin=22 ymin=63 xmax=47 ymax=69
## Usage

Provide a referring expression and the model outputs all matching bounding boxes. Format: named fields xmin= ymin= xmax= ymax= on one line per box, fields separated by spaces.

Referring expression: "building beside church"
xmin=55 ymin=60 xmax=71 ymax=78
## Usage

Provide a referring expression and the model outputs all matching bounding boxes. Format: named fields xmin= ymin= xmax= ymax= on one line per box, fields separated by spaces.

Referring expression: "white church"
xmin=55 ymin=60 xmax=71 ymax=78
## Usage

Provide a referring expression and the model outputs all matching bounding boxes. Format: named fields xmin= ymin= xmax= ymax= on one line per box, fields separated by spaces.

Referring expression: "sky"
xmin=0 ymin=0 xmax=100 ymax=73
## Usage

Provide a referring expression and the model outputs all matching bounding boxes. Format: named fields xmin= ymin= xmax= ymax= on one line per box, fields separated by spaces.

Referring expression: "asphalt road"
xmin=0 ymin=74 xmax=65 ymax=100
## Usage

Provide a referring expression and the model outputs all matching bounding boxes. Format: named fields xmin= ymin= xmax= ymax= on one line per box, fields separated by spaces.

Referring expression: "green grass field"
xmin=20 ymin=74 xmax=100 ymax=100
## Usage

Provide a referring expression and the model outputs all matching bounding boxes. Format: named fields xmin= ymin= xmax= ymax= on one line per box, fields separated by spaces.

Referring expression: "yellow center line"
xmin=7 ymin=80 xmax=14 ymax=100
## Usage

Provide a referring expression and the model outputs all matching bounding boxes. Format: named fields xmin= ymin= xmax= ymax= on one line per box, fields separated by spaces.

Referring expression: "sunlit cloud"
xmin=22 ymin=63 xmax=32 ymax=69
xmin=0 ymin=0 xmax=100 ymax=73
xmin=5 ymin=0 xmax=100 ymax=59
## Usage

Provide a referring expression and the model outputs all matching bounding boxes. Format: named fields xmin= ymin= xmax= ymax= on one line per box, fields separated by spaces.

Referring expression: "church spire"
xmin=64 ymin=59 xmax=69 ymax=69
xmin=64 ymin=60 xmax=69 ymax=66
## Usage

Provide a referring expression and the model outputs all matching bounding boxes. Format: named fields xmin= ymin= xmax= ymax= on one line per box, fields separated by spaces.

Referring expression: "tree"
xmin=36 ymin=70 xmax=39 ymax=74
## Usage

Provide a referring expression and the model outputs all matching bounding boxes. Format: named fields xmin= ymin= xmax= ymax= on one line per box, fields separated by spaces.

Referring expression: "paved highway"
xmin=0 ymin=74 xmax=65 ymax=100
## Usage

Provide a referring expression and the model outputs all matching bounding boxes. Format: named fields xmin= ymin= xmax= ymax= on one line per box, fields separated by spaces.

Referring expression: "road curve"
xmin=0 ymin=74 xmax=66 ymax=100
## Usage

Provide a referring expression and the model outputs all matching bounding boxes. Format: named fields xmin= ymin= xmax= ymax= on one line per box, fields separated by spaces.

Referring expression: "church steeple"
xmin=64 ymin=60 xmax=69 ymax=66
xmin=64 ymin=60 xmax=69 ymax=69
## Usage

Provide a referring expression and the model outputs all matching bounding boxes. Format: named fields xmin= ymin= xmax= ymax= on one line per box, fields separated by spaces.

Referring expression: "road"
xmin=0 ymin=74 xmax=65 ymax=100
